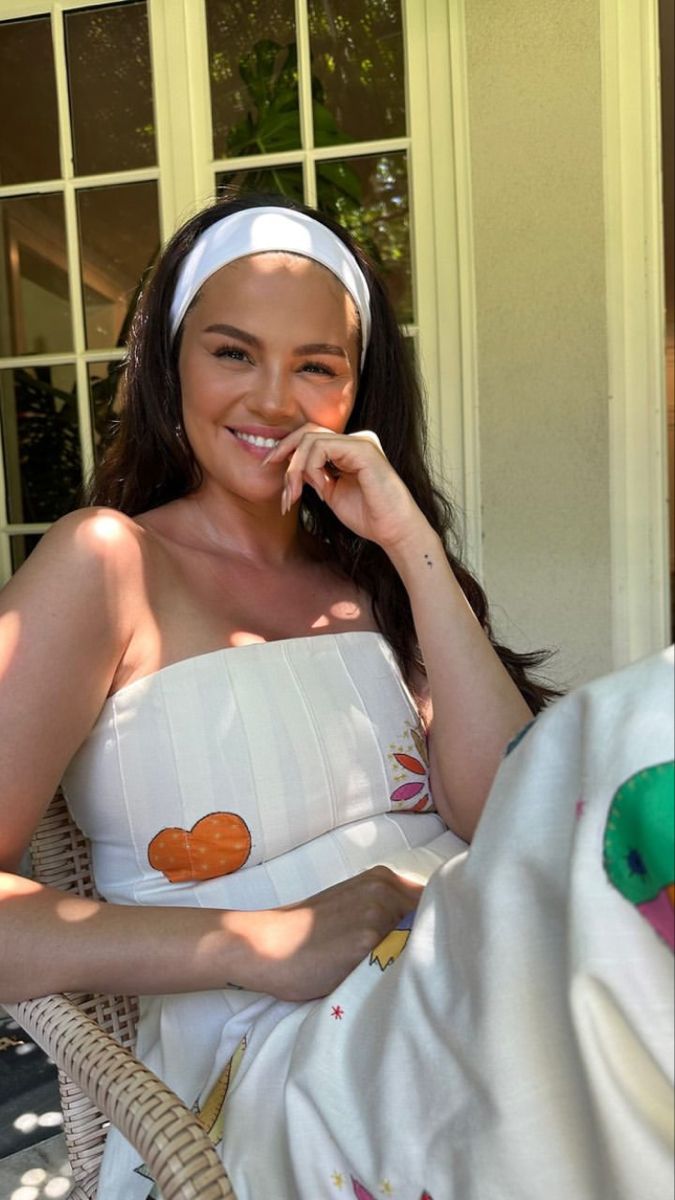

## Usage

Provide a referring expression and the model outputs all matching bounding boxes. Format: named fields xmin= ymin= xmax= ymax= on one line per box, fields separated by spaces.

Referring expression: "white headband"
xmin=170 ymin=206 xmax=371 ymax=367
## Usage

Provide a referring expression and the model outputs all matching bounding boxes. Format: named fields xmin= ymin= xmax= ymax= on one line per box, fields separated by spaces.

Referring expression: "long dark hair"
xmin=89 ymin=193 xmax=559 ymax=712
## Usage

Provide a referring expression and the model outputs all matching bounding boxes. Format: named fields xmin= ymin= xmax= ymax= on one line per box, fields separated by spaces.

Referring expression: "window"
xmin=0 ymin=0 xmax=467 ymax=581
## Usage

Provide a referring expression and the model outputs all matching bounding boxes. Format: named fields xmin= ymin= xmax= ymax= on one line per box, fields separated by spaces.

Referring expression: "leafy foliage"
xmin=2 ymin=369 xmax=81 ymax=524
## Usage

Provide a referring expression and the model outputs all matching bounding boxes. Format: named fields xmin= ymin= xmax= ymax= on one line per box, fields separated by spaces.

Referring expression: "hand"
xmin=229 ymin=866 xmax=424 ymax=1001
xmin=263 ymin=424 xmax=428 ymax=552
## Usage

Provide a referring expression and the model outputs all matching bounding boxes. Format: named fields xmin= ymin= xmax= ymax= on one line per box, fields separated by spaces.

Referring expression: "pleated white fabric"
xmin=61 ymin=631 xmax=458 ymax=1199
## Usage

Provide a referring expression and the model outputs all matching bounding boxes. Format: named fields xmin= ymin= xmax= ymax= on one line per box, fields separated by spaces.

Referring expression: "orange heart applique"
xmin=148 ymin=812 xmax=252 ymax=883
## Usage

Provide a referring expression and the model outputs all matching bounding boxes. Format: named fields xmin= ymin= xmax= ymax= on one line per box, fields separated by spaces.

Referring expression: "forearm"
xmin=387 ymin=525 xmax=533 ymax=841
xmin=0 ymin=865 xmax=421 ymax=1005
xmin=0 ymin=872 xmax=271 ymax=1004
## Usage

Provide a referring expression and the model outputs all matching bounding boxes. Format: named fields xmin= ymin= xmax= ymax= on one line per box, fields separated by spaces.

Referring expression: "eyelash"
xmin=213 ymin=344 xmax=336 ymax=377
xmin=302 ymin=361 xmax=335 ymax=377
xmin=214 ymin=344 xmax=249 ymax=362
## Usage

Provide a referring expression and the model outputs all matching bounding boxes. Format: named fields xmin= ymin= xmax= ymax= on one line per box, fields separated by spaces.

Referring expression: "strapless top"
xmin=62 ymin=631 xmax=442 ymax=912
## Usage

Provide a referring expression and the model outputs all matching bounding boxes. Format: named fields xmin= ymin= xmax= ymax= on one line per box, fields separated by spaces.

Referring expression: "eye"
xmin=214 ymin=344 xmax=250 ymax=363
xmin=300 ymin=360 xmax=336 ymax=377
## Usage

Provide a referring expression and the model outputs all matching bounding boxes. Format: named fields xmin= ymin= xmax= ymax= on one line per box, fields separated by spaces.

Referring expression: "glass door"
xmin=0 ymin=0 xmax=161 ymax=577
xmin=0 ymin=0 xmax=466 ymax=582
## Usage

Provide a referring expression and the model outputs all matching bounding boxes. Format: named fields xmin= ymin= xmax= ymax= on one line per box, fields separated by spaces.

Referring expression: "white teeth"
xmin=233 ymin=431 xmax=281 ymax=448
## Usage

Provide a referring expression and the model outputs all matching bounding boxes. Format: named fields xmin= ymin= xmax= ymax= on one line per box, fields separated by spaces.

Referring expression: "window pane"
xmin=0 ymin=365 xmax=82 ymax=524
xmin=10 ymin=532 xmax=43 ymax=573
xmin=308 ymin=0 xmax=405 ymax=146
xmin=216 ymin=164 xmax=304 ymax=205
xmin=0 ymin=17 xmax=60 ymax=185
xmin=65 ymin=1 xmax=155 ymax=176
xmin=0 ymin=194 xmax=72 ymax=357
xmin=89 ymin=359 xmax=124 ymax=460
xmin=206 ymin=0 xmax=299 ymax=159
xmin=78 ymin=182 xmax=159 ymax=350
xmin=317 ymin=151 xmax=412 ymax=322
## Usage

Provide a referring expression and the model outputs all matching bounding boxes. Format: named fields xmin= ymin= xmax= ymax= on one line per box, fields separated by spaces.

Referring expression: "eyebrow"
xmin=203 ymin=324 xmax=348 ymax=359
xmin=204 ymin=323 xmax=259 ymax=346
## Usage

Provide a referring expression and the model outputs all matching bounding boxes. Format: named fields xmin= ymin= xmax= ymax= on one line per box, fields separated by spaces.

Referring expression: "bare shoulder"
xmin=0 ymin=508 xmax=151 ymax=867
xmin=9 ymin=506 xmax=145 ymax=579
xmin=1 ymin=507 xmax=152 ymax=627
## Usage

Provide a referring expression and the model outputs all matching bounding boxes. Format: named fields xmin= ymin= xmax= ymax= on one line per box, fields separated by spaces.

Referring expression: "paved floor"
xmin=0 ymin=1008 xmax=73 ymax=1198
xmin=0 ymin=1133 xmax=73 ymax=1198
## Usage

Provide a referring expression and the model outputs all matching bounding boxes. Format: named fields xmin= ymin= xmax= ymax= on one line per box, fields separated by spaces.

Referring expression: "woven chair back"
xmin=30 ymin=789 xmax=140 ymax=1197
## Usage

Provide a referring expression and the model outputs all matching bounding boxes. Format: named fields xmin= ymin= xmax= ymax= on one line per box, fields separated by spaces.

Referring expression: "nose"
xmin=247 ymin=361 xmax=297 ymax=421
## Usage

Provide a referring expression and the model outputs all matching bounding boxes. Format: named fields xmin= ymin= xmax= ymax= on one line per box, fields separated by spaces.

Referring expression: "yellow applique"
xmin=370 ymin=928 xmax=410 ymax=971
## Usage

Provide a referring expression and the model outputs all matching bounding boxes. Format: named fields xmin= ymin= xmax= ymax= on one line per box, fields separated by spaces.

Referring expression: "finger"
xmin=261 ymin=423 xmax=332 ymax=467
xmin=284 ymin=436 xmax=343 ymax=508
xmin=300 ymin=443 xmax=346 ymax=504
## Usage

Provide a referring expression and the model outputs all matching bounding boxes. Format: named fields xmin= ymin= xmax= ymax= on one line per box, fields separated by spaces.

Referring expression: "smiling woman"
xmin=0 ymin=192 xmax=559 ymax=1200
xmin=173 ymin=252 xmax=359 ymax=513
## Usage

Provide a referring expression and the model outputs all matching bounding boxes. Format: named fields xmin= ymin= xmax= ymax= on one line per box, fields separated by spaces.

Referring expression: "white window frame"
xmin=0 ymin=0 xmax=476 ymax=585
xmin=0 ymin=0 xmax=162 ymax=579
xmin=600 ymin=0 xmax=670 ymax=664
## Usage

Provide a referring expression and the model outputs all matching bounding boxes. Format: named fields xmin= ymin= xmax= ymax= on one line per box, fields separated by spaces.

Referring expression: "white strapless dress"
xmin=61 ymin=642 xmax=675 ymax=1200
xmin=61 ymin=631 xmax=461 ymax=1199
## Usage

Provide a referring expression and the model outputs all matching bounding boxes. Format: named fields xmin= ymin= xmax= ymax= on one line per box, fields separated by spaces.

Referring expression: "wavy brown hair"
xmin=88 ymin=193 xmax=559 ymax=712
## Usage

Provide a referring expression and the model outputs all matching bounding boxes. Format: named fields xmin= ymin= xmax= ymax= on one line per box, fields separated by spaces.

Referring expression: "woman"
xmin=0 ymin=194 xmax=555 ymax=1194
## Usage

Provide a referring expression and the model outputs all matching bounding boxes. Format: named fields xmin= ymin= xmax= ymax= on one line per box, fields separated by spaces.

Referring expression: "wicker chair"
xmin=5 ymin=790 xmax=236 ymax=1200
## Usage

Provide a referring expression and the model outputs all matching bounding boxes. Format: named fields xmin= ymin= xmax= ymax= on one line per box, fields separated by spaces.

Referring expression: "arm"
xmin=0 ymin=512 xmax=420 ymax=1002
xmin=388 ymin=527 xmax=532 ymax=841
xmin=272 ymin=427 xmax=533 ymax=842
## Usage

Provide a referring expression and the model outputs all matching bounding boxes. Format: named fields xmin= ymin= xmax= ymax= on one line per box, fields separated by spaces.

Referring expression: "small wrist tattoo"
xmin=424 ymin=553 xmax=433 ymax=569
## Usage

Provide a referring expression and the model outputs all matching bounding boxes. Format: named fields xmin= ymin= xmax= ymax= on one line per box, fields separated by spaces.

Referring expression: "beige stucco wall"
xmin=464 ymin=0 xmax=613 ymax=688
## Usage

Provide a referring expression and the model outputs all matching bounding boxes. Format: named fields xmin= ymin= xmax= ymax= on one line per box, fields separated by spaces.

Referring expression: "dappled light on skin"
xmin=310 ymin=613 xmax=331 ymax=628
xmin=54 ymin=896 xmax=99 ymax=923
xmin=226 ymin=904 xmax=315 ymax=962
xmin=74 ymin=511 xmax=126 ymax=547
xmin=229 ymin=629 xmax=267 ymax=647
xmin=0 ymin=879 xmax=99 ymax=923
xmin=309 ymin=600 xmax=364 ymax=629
xmin=0 ymin=609 xmax=21 ymax=679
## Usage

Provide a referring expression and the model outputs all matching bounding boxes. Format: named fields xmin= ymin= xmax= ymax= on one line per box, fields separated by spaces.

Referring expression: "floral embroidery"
xmin=604 ymin=761 xmax=675 ymax=950
xmin=351 ymin=1179 xmax=433 ymax=1200
xmin=388 ymin=718 xmax=433 ymax=813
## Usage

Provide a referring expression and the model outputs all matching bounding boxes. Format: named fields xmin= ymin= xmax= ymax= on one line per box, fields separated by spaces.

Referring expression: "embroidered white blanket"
xmin=218 ymin=647 xmax=674 ymax=1200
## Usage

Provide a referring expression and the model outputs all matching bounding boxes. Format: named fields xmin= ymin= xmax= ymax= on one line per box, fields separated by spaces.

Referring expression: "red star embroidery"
xmin=331 ymin=1005 xmax=345 ymax=1020
xmin=575 ymin=799 xmax=586 ymax=820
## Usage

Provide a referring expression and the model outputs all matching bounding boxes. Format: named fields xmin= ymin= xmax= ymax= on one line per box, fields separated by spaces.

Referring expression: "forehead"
xmin=197 ymin=252 xmax=357 ymax=320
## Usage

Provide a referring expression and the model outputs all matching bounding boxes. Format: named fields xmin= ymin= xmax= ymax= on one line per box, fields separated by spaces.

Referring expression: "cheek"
xmin=180 ymin=363 xmax=239 ymax=420
xmin=304 ymin=381 xmax=356 ymax=430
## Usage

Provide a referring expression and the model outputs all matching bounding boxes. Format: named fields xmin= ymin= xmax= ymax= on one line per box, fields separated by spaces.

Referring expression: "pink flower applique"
xmin=388 ymin=718 xmax=434 ymax=813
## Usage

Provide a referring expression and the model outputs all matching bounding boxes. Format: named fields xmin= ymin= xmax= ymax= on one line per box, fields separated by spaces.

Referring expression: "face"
xmin=177 ymin=252 xmax=360 ymax=507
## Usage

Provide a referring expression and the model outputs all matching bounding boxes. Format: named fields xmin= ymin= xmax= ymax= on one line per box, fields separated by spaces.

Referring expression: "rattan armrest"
xmin=6 ymin=992 xmax=235 ymax=1200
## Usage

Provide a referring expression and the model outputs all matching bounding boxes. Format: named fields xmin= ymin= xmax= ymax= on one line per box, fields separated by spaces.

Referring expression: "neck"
xmin=181 ymin=485 xmax=309 ymax=567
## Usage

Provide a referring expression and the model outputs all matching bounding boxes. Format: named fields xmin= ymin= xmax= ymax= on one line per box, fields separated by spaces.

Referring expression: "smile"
xmin=231 ymin=430 xmax=283 ymax=449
